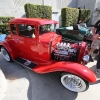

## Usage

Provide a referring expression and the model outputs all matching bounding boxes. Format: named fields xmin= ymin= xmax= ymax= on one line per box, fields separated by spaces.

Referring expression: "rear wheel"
xmin=1 ymin=47 xmax=12 ymax=62
xmin=60 ymin=73 xmax=89 ymax=92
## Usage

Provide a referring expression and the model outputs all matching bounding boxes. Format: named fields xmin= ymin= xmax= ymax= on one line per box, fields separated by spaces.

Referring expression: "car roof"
xmin=9 ymin=18 xmax=58 ymax=25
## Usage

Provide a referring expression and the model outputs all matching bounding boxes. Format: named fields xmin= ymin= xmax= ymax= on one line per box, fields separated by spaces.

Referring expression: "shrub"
xmin=24 ymin=3 xmax=52 ymax=19
xmin=61 ymin=7 xmax=91 ymax=27
xmin=78 ymin=9 xmax=91 ymax=23
xmin=61 ymin=7 xmax=79 ymax=27
xmin=0 ymin=17 xmax=14 ymax=34
xmin=0 ymin=23 xmax=9 ymax=34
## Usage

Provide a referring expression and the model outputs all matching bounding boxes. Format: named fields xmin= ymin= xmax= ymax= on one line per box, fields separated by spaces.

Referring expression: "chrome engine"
xmin=52 ymin=42 xmax=79 ymax=61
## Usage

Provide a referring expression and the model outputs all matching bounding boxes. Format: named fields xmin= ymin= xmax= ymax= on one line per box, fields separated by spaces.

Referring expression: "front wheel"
xmin=60 ymin=73 xmax=89 ymax=92
xmin=1 ymin=47 xmax=12 ymax=62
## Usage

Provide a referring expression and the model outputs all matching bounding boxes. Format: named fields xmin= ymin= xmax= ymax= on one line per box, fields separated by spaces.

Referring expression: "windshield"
xmin=39 ymin=24 xmax=56 ymax=34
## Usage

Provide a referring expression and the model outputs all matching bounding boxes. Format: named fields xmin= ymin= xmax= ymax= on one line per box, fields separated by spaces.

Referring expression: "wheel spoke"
xmin=61 ymin=74 xmax=88 ymax=92
xmin=1 ymin=48 xmax=11 ymax=61
xmin=6 ymin=54 xmax=10 ymax=59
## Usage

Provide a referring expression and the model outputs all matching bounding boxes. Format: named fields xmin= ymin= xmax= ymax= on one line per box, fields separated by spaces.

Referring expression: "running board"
xmin=14 ymin=58 xmax=37 ymax=70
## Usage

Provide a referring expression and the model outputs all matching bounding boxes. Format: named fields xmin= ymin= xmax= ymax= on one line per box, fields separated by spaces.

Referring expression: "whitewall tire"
xmin=60 ymin=73 xmax=89 ymax=92
xmin=1 ymin=47 xmax=12 ymax=62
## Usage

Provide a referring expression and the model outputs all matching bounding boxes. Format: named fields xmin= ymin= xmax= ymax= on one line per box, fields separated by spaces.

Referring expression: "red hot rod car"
xmin=0 ymin=18 xmax=96 ymax=92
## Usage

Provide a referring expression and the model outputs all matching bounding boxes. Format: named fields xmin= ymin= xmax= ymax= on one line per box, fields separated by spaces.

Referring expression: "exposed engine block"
xmin=52 ymin=42 xmax=79 ymax=61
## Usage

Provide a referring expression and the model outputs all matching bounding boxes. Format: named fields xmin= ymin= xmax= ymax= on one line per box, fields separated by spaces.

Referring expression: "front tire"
xmin=60 ymin=73 xmax=89 ymax=92
xmin=1 ymin=47 xmax=12 ymax=62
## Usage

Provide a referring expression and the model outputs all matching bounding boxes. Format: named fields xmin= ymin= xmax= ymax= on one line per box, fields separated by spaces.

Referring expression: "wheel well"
xmin=0 ymin=45 xmax=3 ymax=51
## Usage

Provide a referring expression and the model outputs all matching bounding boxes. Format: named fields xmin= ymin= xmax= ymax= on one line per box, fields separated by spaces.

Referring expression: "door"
xmin=8 ymin=24 xmax=19 ymax=52
xmin=16 ymin=24 xmax=38 ymax=61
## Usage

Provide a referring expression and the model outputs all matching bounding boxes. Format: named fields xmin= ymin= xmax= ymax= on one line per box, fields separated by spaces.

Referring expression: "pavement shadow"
xmin=89 ymin=65 xmax=100 ymax=85
xmin=0 ymin=60 xmax=78 ymax=100
xmin=27 ymin=71 xmax=78 ymax=100
xmin=0 ymin=61 xmax=32 ymax=100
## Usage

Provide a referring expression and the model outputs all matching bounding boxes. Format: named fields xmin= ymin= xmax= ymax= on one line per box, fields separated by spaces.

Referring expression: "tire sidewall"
xmin=1 ymin=47 xmax=12 ymax=62
xmin=60 ymin=72 xmax=89 ymax=92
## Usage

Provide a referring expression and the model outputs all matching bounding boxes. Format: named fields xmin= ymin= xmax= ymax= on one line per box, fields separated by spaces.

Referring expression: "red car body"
xmin=0 ymin=18 xmax=96 ymax=92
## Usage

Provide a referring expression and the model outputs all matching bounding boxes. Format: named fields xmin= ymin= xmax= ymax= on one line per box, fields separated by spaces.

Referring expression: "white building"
xmin=0 ymin=0 xmax=99 ymax=26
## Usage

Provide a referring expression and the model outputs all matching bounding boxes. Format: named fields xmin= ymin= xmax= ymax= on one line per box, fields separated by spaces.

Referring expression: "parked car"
xmin=56 ymin=25 xmax=93 ymax=45
xmin=0 ymin=18 xmax=96 ymax=92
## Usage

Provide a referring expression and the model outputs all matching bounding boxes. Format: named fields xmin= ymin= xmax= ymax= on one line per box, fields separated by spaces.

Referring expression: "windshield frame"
xmin=39 ymin=24 xmax=56 ymax=35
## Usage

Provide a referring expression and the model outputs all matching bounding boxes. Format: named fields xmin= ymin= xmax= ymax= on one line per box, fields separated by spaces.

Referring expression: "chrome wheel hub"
xmin=63 ymin=76 xmax=82 ymax=89
xmin=1 ymin=48 xmax=10 ymax=61
xmin=61 ymin=74 xmax=86 ymax=92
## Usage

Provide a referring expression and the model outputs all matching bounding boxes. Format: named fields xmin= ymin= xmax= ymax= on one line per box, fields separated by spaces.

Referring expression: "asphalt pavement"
xmin=0 ymin=52 xmax=100 ymax=100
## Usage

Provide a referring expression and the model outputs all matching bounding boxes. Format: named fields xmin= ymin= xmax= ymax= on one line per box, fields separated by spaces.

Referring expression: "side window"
xmin=10 ymin=24 xmax=16 ymax=34
xmin=18 ymin=24 xmax=35 ymax=38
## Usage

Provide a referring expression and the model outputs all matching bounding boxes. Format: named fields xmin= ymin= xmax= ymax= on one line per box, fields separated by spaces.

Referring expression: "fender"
xmin=33 ymin=61 xmax=96 ymax=82
xmin=1 ymin=41 xmax=17 ymax=60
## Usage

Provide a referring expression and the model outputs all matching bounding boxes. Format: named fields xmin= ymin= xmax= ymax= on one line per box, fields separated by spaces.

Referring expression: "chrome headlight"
xmin=83 ymin=55 xmax=89 ymax=62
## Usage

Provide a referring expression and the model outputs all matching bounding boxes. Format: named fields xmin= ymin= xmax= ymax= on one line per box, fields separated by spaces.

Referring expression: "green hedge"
xmin=0 ymin=17 xmax=14 ymax=23
xmin=0 ymin=17 xmax=14 ymax=34
xmin=61 ymin=7 xmax=91 ymax=27
xmin=78 ymin=9 xmax=91 ymax=23
xmin=61 ymin=7 xmax=79 ymax=27
xmin=0 ymin=23 xmax=9 ymax=34
xmin=24 ymin=3 xmax=52 ymax=19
